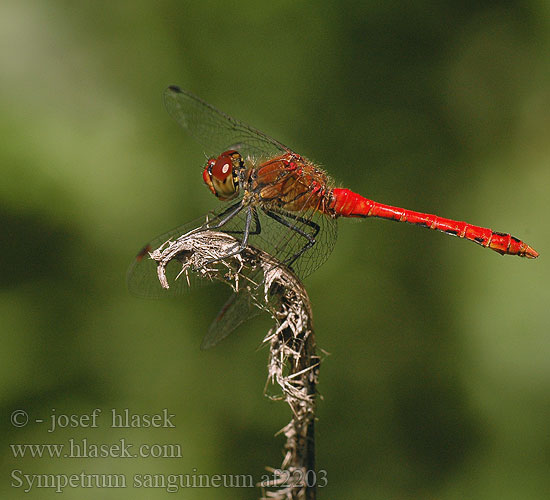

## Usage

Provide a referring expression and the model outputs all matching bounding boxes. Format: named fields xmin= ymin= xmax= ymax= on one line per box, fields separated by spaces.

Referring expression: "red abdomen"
xmin=328 ymin=188 xmax=538 ymax=258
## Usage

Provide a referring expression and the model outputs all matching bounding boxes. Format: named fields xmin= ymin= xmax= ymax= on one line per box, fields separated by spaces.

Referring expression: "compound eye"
xmin=206 ymin=152 xmax=240 ymax=200
xmin=212 ymin=156 xmax=233 ymax=180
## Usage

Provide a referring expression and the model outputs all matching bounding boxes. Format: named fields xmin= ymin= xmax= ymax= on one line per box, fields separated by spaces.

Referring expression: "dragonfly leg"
xmin=181 ymin=200 xmax=246 ymax=244
xmin=172 ymin=202 xmax=245 ymax=265
xmin=263 ymin=209 xmax=320 ymax=267
xmin=199 ymin=206 xmax=260 ymax=269
xmin=219 ymin=207 xmax=261 ymax=237
xmin=204 ymin=201 xmax=245 ymax=230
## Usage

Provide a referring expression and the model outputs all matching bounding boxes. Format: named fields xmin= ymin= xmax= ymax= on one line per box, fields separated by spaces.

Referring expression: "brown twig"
xmin=259 ymin=259 xmax=318 ymax=500
xmin=147 ymin=229 xmax=319 ymax=500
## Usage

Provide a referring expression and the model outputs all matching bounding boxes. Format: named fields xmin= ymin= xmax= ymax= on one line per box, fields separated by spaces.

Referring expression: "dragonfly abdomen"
xmin=329 ymin=188 xmax=539 ymax=258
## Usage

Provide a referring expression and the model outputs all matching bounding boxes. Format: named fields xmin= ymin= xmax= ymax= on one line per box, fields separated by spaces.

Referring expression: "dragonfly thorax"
xmin=203 ymin=150 xmax=244 ymax=201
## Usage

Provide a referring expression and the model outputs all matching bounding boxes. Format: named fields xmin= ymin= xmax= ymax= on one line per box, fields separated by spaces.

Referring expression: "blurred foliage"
xmin=1 ymin=1 xmax=549 ymax=499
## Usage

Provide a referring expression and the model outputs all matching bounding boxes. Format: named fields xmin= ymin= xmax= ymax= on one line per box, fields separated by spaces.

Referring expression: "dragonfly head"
xmin=203 ymin=150 xmax=243 ymax=201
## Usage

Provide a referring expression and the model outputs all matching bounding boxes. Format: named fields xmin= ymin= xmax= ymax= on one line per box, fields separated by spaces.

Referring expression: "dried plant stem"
xmin=260 ymin=260 xmax=319 ymax=500
xmin=148 ymin=229 xmax=319 ymax=500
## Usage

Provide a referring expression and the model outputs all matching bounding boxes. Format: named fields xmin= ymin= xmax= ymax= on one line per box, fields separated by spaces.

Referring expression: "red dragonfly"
xmin=128 ymin=86 xmax=538 ymax=348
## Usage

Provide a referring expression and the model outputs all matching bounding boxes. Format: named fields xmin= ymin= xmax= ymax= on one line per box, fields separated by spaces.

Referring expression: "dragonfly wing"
xmin=127 ymin=220 xmax=205 ymax=298
xmin=126 ymin=209 xmax=233 ymax=298
xmin=200 ymin=290 xmax=261 ymax=350
xmin=164 ymin=86 xmax=292 ymax=160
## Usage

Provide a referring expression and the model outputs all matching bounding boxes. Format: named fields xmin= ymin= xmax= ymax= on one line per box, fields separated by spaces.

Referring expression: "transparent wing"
xmin=164 ymin=86 xmax=292 ymax=160
xmin=201 ymin=203 xmax=337 ymax=349
xmin=128 ymin=205 xmax=336 ymax=348
xmin=200 ymin=290 xmax=261 ymax=350
xmin=127 ymin=202 xmax=336 ymax=300
xmin=199 ymin=206 xmax=338 ymax=349
xmin=126 ymin=210 xmax=229 ymax=298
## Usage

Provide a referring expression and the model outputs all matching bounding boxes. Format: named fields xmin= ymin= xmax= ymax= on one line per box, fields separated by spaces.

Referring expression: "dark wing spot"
xmin=136 ymin=244 xmax=152 ymax=262
xmin=167 ymin=85 xmax=182 ymax=93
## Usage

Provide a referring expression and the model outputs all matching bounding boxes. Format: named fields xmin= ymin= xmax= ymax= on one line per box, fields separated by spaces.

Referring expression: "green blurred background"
xmin=1 ymin=1 xmax=549 ymax=499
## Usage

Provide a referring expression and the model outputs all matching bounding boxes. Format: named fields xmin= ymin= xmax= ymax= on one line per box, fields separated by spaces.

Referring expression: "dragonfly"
xmin=128 ymin=86 xmax=539 ymax=348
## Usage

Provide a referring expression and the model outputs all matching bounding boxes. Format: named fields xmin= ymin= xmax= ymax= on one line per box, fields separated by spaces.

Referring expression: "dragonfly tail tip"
xmin=524 ymin=245 xmax=539 ymax=259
